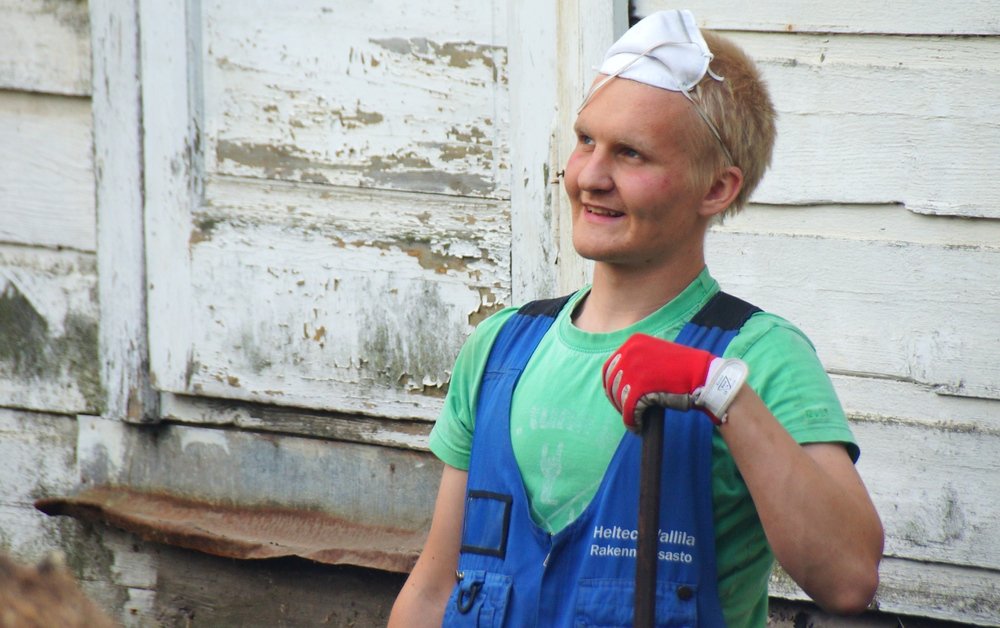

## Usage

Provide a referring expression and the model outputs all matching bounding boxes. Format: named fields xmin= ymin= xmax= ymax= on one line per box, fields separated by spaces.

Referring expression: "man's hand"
xmin=602 ymin=333 xmax=749 ymax=430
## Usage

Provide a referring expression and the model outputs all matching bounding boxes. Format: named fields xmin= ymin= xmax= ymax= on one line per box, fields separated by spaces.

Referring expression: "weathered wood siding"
xmin=633 ymin=1 xmax=1000 ymax=624
xmin=143 ymin=0 xmax=513 ymax=421
xmin=0 ymin=0 xmax=97 ymax=416
xmin=0 ymin=0 xmax=91 ymax=96
xmin=0 ymin=0 xmax=107 ymax=612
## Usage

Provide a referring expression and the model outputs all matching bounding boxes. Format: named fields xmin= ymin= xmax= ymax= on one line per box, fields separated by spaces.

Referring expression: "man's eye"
xmin=622 ymin=148 xmax=641 ymax=159
xmin=579 ymin=134 xmax=594 ymax=145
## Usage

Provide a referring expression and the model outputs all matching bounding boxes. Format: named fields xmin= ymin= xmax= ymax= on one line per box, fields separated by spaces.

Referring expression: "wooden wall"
xmin=0 ymin=0 xmax=97 ymax=414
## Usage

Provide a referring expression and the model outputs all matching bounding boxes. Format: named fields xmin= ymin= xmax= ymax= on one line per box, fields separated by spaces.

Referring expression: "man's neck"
xmin=572 ymin=258 xmax=706 ymax=334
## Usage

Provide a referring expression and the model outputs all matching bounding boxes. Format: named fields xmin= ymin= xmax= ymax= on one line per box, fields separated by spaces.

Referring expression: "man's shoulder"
xmin=726 ymin=307 xmax=820 ymax=361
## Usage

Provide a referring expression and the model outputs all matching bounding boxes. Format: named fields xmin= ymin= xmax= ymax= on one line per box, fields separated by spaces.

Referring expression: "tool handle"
xmin=635 ymin=405 xmax=664 ymax=628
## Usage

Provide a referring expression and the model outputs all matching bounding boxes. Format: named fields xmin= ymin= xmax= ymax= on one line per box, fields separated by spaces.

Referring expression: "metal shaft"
xmin=635 ymin=406 xmax=664 ymax=628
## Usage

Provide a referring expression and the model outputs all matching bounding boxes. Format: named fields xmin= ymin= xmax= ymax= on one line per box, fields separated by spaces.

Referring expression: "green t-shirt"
xmin=429 ymin=269 xmax=857 ymax=627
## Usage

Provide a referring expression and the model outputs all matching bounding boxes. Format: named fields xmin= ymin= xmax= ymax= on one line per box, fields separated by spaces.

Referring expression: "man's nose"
xmin=576 ymin=149 xmax=614 ymax=192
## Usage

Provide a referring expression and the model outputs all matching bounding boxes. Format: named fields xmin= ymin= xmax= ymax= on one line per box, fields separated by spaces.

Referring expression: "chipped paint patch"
xmin=217 ymin=140 xmax=495 ymax=196
xmin=332 ymin=102 xmax=384 ymax=129
xmin=0 ymin=282 xmax=50 ymax=377
xmin=361 ymin=237 xmax=481 ymax=276
xmin=468 ymin=287 xmax=504 ymax=327
xmin=216 ymin=140 xmax=330 ymax=184
xmin=190 ymin=216 xmax=222 ymax=246
xmin=363 ymin=164 xmax=496 ymax=196
xmin=370 ymin=37 xmax=503 ymax=82
xmin=400 ymin=376 xmax=448 ymax=398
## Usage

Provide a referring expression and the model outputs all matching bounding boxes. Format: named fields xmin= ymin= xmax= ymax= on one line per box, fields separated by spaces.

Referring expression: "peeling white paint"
xmin=0 ymin=0 xmax=92 ymax=95
xmin=79 ymin=416 xmax=129 ymax=481
xmin=179 ymin=429 xmax=231 ymax=457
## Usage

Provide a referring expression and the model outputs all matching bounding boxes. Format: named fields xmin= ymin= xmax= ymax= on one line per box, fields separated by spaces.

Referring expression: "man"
xmin=389 ymin=9 xmax=883 ymax=627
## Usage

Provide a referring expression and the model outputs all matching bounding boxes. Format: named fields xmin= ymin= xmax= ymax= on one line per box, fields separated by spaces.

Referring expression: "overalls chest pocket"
xmin=573 ymin=578 xmax=701 ymax=628
xmin=442 ymin=570 xmax=512 ymax=627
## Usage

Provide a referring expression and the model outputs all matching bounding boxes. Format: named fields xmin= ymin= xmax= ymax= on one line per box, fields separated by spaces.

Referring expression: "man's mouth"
xmin=586 ymin=205 xmax=624 ymax=218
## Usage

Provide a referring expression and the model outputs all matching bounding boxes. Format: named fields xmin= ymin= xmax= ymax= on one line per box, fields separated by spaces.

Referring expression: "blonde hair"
xmin=689 ymin=30 xmax=776 ymax=216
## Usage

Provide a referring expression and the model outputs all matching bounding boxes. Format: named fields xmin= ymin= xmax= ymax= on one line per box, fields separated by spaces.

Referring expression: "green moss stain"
xmin=190 ymin=216 xmax=222 ymax=245
xmin=0 ymin=284 xmax=102 ymax=412
xmin=62 ymin=313 xmax=102 ymax=412
xmin=359 ymin=282 xmax=463 ymax=395
xmin=0 ymin=283 xmax=50 ymax=377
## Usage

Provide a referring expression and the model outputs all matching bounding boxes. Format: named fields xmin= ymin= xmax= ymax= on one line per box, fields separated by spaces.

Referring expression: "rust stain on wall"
xmin=36 ymin=487 xmax=424 ymax=574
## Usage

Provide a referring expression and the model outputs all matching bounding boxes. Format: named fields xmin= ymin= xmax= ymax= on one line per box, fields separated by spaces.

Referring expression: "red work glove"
xmin=602 ymin=333 xmax=749 ymax=431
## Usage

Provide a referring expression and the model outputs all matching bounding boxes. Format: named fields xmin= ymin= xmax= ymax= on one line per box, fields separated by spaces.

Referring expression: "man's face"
xmin=565 ymin=77 xmax=711 ymax=271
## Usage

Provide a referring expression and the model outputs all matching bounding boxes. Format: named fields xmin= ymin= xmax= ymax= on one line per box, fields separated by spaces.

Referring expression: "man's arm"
xmin=388 ymin=464 xmax=467 ymax=627
xmin=604 ymin=334 xmax=884 ymax=613
xmin=721 ymin=386 xmax=883 ymax=614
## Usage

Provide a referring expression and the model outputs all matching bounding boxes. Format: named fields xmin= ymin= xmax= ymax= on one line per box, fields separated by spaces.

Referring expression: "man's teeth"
xmin=588 ymin=206 xmax=624 ymax=217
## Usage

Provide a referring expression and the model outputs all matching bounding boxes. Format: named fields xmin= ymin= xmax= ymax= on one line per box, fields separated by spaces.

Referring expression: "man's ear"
xmin=698 ymin=166 xmax=743 ymax=218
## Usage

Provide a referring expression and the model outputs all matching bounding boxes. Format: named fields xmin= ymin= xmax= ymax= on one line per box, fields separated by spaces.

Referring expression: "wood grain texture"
xmin=201 ymin=0 xmax=508 ymax=198
xmin=634 ymin=0 xmax=1000 ymax=35
xmin=77 ymin=416 xmax=441 ymax=532
xmin=91 ymin=0 xmax=159 ymax=423
xmin=141 ymin=0 xmax=201 ymax=396
xmin=0 ymin=92 xmax=95 ymax=252
xmin=737 ymin=32 xmax=1000 ymax=218
xmin=178 ymin=179 xmax=509 ymax=418
xmin=707 ymin=227 xmax=1000 ymax=401
xmin=144 ymin=0 xmax=514 ymax=416
xmin=0 ymin=0 xmax=91 ymax=95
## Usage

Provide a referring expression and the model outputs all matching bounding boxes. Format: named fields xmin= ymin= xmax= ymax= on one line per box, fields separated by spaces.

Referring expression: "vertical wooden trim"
xmin=508 ymin=0 xmax=559 ymax=303
xmin=139 ymin=0 xmax=200 ymax=394
xmin=91 ymin=0 xmax=159 ymax=422
xmin=508 ymin=0 xmax=628 ymax=302
xmin=553 ymin=0 xmax=628 ymax=294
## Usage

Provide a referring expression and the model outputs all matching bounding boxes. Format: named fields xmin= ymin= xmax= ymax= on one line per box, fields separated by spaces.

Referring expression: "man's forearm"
xmin=719 ymin=386 xmax=884 ymax=614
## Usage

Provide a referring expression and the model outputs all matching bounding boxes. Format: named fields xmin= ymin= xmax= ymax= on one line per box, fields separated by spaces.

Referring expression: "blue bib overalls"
xmin=444 ymin=292 xmax=760 ymax=627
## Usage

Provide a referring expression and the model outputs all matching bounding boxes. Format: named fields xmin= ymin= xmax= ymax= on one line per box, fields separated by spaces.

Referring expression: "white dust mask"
xmin=579 ymin=9 xmax=733 ymax=165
